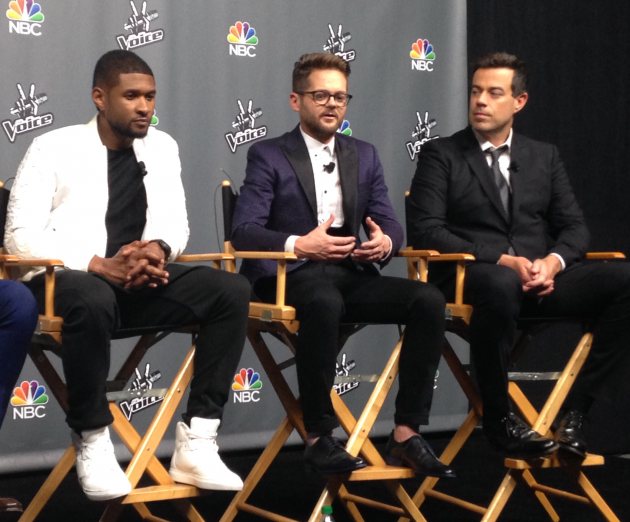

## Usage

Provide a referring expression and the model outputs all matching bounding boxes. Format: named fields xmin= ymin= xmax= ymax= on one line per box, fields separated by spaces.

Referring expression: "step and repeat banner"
xmin=0 ymin=0 xmax=468 ymax=472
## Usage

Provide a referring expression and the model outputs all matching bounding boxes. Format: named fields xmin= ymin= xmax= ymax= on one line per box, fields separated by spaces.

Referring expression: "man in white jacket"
xmin=5 ymin=50 xmax=250 ymax=500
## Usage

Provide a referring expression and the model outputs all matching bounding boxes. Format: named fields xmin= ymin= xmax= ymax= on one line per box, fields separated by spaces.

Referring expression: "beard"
xmin=109 ymin=118 xmax=149 ymax=140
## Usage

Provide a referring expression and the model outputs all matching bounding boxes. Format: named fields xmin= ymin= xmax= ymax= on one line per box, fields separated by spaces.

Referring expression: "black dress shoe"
xmin=484 ymin=412 xmax=558 ymax=458
xmin=0 ymin=498 xmax=22 ymax=513
xmin=384 ymin=432 xmax=456 ymax=479
xmin=304 ymin=435 xmax=367 ymax=474
xmin=555 ymin=409 xmax=587 ymax=459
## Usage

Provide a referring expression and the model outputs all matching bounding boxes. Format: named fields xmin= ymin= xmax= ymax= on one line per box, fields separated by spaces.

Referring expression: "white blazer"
xmin=5 ymin=116 xmax=189 ymax=280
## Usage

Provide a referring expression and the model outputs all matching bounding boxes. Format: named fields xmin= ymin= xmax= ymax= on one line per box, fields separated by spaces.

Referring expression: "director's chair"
xmin=401 ymin=247 xmax=623 ymax=521
xmin=1 ymin=180 xmax=234 ymax=522
xmin=218 ymin=180 xmax=437 ymax=522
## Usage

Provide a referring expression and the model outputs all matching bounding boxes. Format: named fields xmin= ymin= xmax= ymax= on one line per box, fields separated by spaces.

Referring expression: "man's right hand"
xmin=294 ymin=215 xmax=356 ymax=261
xmin=498 ymin=254 xmax=534 ymax=287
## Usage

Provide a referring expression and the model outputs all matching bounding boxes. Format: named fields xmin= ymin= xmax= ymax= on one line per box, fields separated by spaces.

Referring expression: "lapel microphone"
xmin=138 ymin=161 xmax=148 ymax=177
xmin=323 ymin=162 xmax=335 ymax=173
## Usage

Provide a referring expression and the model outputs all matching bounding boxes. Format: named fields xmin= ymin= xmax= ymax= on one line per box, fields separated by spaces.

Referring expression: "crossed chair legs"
xmin=404 ymin=332 xmax=620 ymax=522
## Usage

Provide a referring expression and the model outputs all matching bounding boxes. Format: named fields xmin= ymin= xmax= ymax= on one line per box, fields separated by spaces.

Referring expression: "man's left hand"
xmin=523 ymin=255 xmax=561 ymax=296
xmin=124 ymin=240 xmax=170 ymax=289
xmin=351 ymin=217 xmax=390 ymax=262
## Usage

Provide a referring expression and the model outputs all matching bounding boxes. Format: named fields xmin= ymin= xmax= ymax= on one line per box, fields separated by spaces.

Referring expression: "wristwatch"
xmin=150 ymin=239 xmax=171 ymax=260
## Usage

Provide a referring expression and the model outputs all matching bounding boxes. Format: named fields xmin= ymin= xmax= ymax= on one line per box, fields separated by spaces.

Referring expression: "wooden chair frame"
xmin=218 ymin=181 xmax=437 ymax=521
xmin=400 ymin=249 xmax=623 ymax=522
xmin=2 ymin=180 xmax=235 ymax=522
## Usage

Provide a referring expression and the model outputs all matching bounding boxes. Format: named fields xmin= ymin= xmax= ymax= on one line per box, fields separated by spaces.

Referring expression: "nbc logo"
xmin=337 ymin=119 xmax=352 ymax=137
xmin=405 ymin=110 xmax=439 ymax=161
xmin=232 ymin=368 xmax=263 ymax=403
xmin=410 ymin=38 xmax=436 ymax=72
xmin=6 ymin=0 xmax=45 ymax=36
xmin=10 ymin=380 xmax=49 ymax=420
xmin=116 ymin=0 xmax=164 ymax=51
xmin=227 ymin=20 xmax=258 ymax=57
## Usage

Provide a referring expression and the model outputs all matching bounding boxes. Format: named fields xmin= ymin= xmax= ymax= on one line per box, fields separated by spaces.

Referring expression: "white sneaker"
xmin=72 ymin=426 xmax=132 ymax=501
xmin=169 ymin=418 xmax=243 ymax=491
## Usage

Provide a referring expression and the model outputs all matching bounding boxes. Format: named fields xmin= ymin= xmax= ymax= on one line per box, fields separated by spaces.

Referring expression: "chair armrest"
xmin=175 ymin=252 xmax=235 ymax=271
xmin=2 ymin=257 xmax=64 ymax=267
xmin=234 ymin=251 xmax=298 ymax=307
xmin=233 ymin=251 xmax=298 ymax=261
xmin=397 ymin=248 xmax=439 ymax=284
xmin=585 ymin=251 xmax=626 ymax=260
xmin=0 ymin=256 xmax=65 ymax=336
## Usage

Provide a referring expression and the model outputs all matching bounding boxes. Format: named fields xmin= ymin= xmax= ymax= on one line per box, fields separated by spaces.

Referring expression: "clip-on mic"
xmin=323 ymin=162 xmax=335 ymax=173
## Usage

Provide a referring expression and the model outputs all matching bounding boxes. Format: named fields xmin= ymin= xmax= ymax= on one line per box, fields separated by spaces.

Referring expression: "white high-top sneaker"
xmin=169 ymin=418 xmax=243 ymax=490
xmin=71 ymin=426 xmax=132 ymax=501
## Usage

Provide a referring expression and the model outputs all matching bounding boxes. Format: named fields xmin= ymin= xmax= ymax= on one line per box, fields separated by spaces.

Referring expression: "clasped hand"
xmin=499 ymin=254 xmax=561 ymax=297
xmin=88 ymin=240 xmax=169 ymax=289
xmin=294 ymin=215 xmax=388 ymax=262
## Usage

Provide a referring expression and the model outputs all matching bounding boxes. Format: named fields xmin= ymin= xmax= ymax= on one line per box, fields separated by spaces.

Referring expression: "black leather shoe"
xmin=0 ymin=498 xmax=21 ymax=522
xmin=555 ymin=410 xmax=587 ymax=459
xmin=0 ymin=497 xmax=22 ymax=513
xmin=304 ymin=435 xmax=367 ymax=474
xmin=484 ymin=412 xmax=558 ymax=458
xmin=385 ymin=432 xmax=456 ymax=479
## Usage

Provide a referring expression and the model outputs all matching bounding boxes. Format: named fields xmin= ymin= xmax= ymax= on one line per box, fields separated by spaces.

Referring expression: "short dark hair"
xmin=92 ymin=50 xmax=153 ymax=89
xmin=471 ymin=52 xmax=528 ymax=96
xmin=292 ymin=52 xmax=350 ymax=92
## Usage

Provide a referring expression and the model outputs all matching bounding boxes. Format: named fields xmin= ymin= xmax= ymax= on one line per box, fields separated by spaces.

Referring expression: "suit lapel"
xmin=507 ymin=134 xmax=528 ymax=220
xmin=281 ymin=127 xmax=317 ymax=218
xmin=460 ymin=128 xmax=510 ymax=224
xmin=335 ymin=136 xmax=359 ymax=233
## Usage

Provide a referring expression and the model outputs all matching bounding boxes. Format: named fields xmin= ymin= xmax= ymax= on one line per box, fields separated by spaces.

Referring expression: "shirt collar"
xmin=473 ymin=128 xmax=513 ymax=153
xmin=300 ymin=126 xmax=336 ymax=157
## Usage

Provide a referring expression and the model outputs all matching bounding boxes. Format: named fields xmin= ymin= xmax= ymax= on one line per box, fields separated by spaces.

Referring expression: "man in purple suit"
xmin=232 ymin=52 xmax=454 ymax=478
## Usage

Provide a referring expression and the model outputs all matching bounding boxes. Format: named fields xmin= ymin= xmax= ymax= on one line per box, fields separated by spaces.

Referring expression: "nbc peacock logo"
xmin=227 ymin=21 xmax=258 ymax=57
xmin=337 ymin=119 xmax=352 ymax=137
xmin=232 ymin=368 xmax=263 ymax=403
xmin=10 ymin=379 xmax=49 ymax=420
xmin=6 ymin=0 xmax=45 ymax=36
xmin=410 ymin=38 xmax=436 ymax=72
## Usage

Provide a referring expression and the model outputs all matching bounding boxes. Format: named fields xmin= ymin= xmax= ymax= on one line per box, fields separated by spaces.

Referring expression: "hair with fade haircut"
xmin=92 ymin=50 xmax=154 ymax=89
xmin=292 ymin=52 xmax=351 ymax=92
xmin=471 ymin=52 xmax=528 ymax=96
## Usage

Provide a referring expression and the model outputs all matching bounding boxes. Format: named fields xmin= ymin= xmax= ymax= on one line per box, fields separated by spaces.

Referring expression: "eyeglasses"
xmin=296 ymin=90 xmax=353 ymax=107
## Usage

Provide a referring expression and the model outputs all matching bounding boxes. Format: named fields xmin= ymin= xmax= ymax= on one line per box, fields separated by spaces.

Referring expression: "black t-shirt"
xmin=105 ymin=147 xmax=148 ymax=257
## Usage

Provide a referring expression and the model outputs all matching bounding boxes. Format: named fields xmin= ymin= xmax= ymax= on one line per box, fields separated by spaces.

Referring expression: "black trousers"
xmin=26 ymin=264 xmax=250 ymax=432
xmin=255 ymin=261 xmax=445 ymax=435
xmin=450 ymin=261 xmax=630 ymax=422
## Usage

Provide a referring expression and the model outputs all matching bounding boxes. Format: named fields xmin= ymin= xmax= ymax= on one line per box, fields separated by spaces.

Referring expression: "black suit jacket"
xmin=407 ymin=126 xmax=589 ymax=268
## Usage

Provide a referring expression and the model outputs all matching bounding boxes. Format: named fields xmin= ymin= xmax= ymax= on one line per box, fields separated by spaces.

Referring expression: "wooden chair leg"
xmin=481 ymin=470 xmax=518 ymax=522
xmin=576 ymin=472 xmax=620 ymax=522
xmin=219 ymin=416 xmax=295 ymax=522
xmin=18 ymin=445 xmax=76 ymax=522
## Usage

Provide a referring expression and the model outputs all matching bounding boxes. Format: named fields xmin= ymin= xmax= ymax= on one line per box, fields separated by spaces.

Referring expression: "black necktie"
xmin=488 ymin=145 xmax=510 ymax=214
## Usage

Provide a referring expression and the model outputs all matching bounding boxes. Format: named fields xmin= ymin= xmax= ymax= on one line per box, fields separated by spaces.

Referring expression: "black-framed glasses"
xmin=296 ymin=90 xmax=352 ymax=107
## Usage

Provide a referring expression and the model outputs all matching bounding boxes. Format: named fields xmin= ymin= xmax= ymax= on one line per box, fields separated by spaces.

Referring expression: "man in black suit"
xmin=408 ymin=52 xmax=630 ymax=458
